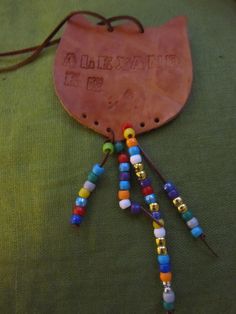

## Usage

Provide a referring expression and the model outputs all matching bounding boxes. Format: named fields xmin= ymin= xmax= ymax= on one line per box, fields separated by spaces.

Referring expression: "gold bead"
xmin=156 ymin=237 xmax=166 ymax=246
xmin=149 ymin=203 xmax=159 ymax=211
xmin=178 ymin=203 xmax=188 ymax=213
xmin=157 ymin=246 xmax=168 ymax=255
xmin=173 ymin=197 xmax=183 ymax=207
xmin=136 ymin=170 xmax=147 ymax=180
xmin=153 ymin=219 xmax=164 ymax=229
xmin=133 ymin=163 xmax=144 ymax=172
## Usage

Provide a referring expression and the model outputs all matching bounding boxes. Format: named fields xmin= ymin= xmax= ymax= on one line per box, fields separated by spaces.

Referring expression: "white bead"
xmin=163 ymin=289 xmax=175 ymax=303
xmin=119 ymin=199 xmax=131 ymax=209
xmin=83 ymin=181 xmax=96 ymax=192
xmin=154 ymin=227 xmax=166 ymax=238
xmin=187 ymin=217 xmax=199 ymax=229
xmin=130 ymin=154 xmax=142 ymax=165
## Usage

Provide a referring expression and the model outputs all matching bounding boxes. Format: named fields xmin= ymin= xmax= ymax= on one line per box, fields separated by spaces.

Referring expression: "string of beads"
xmin=123 ymin=124 xmax=175 ymax=313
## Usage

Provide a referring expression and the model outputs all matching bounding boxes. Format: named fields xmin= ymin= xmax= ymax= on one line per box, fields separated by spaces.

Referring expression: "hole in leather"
xmin=140 ymin=122 xmax=145 ymax=127
xmin=82 ymin=113 xmax=87 ymax=119
xmin=154 ymin=117 xmax=159 ymax=123
xmin=94 ymin=121 xmax=99 ymax=125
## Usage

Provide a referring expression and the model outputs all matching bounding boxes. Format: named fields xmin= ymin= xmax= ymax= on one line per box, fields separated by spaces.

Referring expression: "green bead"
xmin=163 ymin=301 xmax=175 ymax=311
xmin=114 ymin=141 xmax=124 ymax=153
xmin=103 ymin=142 xmax=114 ymax=155
xmin=88 ymin=172 xmax=99 ymax=183
xmin=182 ymin=210 xmax=193 ymax=221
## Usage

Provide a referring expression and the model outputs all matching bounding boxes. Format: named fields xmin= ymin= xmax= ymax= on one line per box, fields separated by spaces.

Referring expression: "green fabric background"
xmin=0 ymin=1 xmax=235 ymax=313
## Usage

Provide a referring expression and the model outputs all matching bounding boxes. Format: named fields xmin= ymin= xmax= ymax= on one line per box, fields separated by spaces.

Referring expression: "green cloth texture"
xmin=0 ymin=1 xmax=236 ymax=313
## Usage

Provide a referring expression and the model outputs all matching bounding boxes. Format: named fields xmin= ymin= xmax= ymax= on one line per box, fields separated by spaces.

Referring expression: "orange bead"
xmin=118 ymin=190 xmax=130 ymax=200
xmin=126 ymin=138 xmax=138 ymax=147
xmin=160 ymin=272 xmax=172 ymax=282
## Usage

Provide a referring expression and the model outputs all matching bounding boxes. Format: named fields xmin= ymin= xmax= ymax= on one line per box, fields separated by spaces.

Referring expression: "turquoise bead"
xmin=158 ymin=255 xmax=170 ymax=264
xmin=92 ymin=164 xmax=105 ymax=176
xmin=163 ymin=301 xmax=175 ymax=311
xmin=191 ymin=226 xmax=203 ymax=238
xmin=182 ymin=210 xmax=193 ymax=221
xmin=88 ymin=172 xmax=99 ymax=183
xmin=115 ymin=141 xmax=124 ymax=153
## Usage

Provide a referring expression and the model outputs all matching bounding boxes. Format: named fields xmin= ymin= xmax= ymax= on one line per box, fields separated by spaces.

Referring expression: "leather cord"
xmin=0 ymin=11 xmax=144 ymax=73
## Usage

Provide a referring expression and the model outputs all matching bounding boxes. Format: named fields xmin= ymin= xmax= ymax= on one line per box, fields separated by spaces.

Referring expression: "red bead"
xmin=142 ymin=186 xmax=154 ymax=196
xmin=122 ymin=122 xmax=133 ymax=131
xmin=73 ymin=206 xmax=86 ymax=216
xmin=118 ymin=153 xmax=129 ymax=163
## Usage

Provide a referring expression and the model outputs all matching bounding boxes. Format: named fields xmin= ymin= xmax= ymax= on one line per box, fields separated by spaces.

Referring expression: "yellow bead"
xmin=178 ymin=203 xmax=188 ymax=213
xmin=124 ymin=128 xmax=135 ymax=139
xmin=156 ymin=237 xmax=166 ymax=246
xmin=133 ymin=163 xmax=144 ymax=172
xmin=173 ymin=197 xmax=183 ymax=207
xmin=157 ymin=246 xmax=168 ymax=255
xmin=149 ymin=203 xmax=160 ymax=211
xmin=78 ymin=188 xmax=90 ymax=198
xmin=136 ymin=170 xmax=147 ymax=180
xmin=153 ymin=219 xmax=164 ymax=229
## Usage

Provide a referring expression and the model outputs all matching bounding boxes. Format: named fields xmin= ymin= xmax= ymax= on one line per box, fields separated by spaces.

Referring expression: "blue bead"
xmin=130 ymin=202 xmax=141 ymax=214
xmin=128 ymin=146 xmax=140 ymax=156
xmin=152 ymin=211 xmax=162 ymax=220
xmin=191 ymin=226 xmax=203 ymax=238
xmin=92 ymin=164 xmax=105 ymax=176
xmin=159 ymin=263 xmax=171 ymax=273
xmin=158 ymin=255 xmax=170 ymax=264
xmin=119 ymin=162 xmax=130 ymax=172
xmin=119 ymin=181 xmax=131 ymax=190
xmin=145 ymin=193 xmax=157 ymax=204
xmin=140 ymin=178 xmax=152 ymax=187
xmin=168 ymin=189 xmax=180 ymax=199
xmin=70 ymin=214 xmax=83 ymax=225
xmin=75 ymin=197 xmax=87 ymax=207
xmin=164 ymin=181 xmax=176 ymax=193
xmin=115 ymin=141 xmax=124 ymax=153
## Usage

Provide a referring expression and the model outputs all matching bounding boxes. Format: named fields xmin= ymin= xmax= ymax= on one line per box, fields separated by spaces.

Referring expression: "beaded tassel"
xmin=70 ymin=140 xmax=114 ymax=226
xmin=164 ymin=181 xmax=203 ymax=238
xmin=140 ymin=145 xmax=218 ymax=257
xmin=70 ymin=163 xmax=105 ymax=226
xmin=123 ymin=125 xmax=175 ymax=313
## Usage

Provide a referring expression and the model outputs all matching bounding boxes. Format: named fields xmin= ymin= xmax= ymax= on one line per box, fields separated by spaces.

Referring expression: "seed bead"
xmin=133 ymin=163 xmax=144 ymax=172
xmin=124 ymin=127 xmax=135 ymax=139
xmin=157 ymin=246 xmax=168 ymax=255
xmin=156 ymin=238 xmax=166 ymax=246
xmin=119 ymin=199 xmax=131 ymax=209
xmin=136 ymin=170 xmax=147 ymax=180
xmin=118 ymin=190 xmax=130 ymax=200
xmin=102 ymin=142 xmax=114 ymax=155
xmin=126 ymin=138 xmax=138 ymax=147
xmin=178 ymin=203 xmax=188 ymax=213
xmin=78 ymin=188 xmax=90 ymax=198
xmin=150 ymin=203 xmax=160 ymax=211
xmin=173 ymin=197 xmax=183 ymax=207
xmin=160 ymin=272 xmax=172 ymax=282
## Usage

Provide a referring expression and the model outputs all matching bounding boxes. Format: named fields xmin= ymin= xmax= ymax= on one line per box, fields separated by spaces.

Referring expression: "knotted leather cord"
xmin=0 ymin=12 xmax=144 ymax=73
